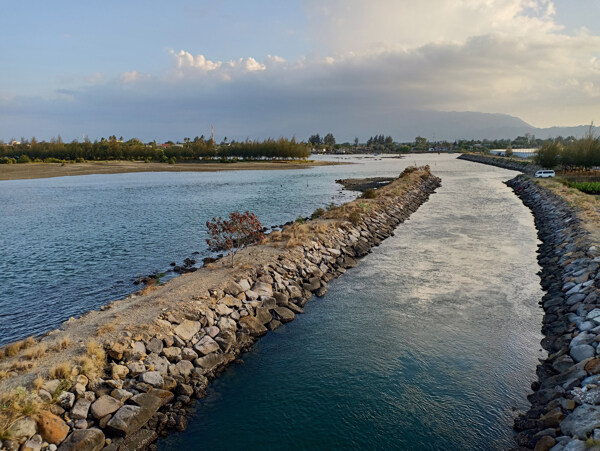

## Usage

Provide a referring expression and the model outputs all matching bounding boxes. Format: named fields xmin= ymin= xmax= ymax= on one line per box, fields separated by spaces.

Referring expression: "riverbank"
xmin=0 ymin=167 xmax=440 ymax=450
xmin=458 ymin=153 xmax=540 ymax=174
xmin=0 ymin=160 xmax=343 ymax=181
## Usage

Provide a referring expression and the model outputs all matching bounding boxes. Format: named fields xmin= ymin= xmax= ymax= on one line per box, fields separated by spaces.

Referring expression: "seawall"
xmin=0 ymin=168 xmax=440 ymax=450
xmin=458 ymin=153 xmax=540 ymax=174
xmin=508 ymin=176 xmax=600 ymax=450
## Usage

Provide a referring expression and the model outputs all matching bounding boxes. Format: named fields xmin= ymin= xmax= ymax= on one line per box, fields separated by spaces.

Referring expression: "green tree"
xmin=324 ymin=133 xmax=336 ymax=149
xmin=415 ymin=136 xmax=428 ymax=150
xmin=534 ymin=141 xmax=562 ymax=168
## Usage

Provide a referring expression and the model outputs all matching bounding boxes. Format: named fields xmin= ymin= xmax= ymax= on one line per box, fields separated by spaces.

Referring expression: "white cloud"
xmin=120 ymin=71 xmax=148 ymax=84
xmin=170 ymin=49 xmax=222 ymax=71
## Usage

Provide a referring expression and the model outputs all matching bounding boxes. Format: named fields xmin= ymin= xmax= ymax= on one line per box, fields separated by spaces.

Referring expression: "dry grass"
xmin=0 ymin=370 xmax=9 ymax=381
xmin=76 ymin=341 xmax=106 ymax=380
xmin=95 ymin=322 xmax=117 ymax=336
xmin=32 ymin=376 xmax=44 ymax=390
xmin=23 ymin=343 xmax=47 ymax=360
xmin=49 ymin=362 xmax=72 ymax=380
xmin=9 ymin=361 xmax=32 ymax=373
xmin=52 ymin=336 xmax=72 ymax=352
xmin=537 ymin=177 xmax=600 ymax=243
xmin=0 ymin=388 xmax=46 ymax=440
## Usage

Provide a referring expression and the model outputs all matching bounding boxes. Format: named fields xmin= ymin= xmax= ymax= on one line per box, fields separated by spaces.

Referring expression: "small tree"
xmin=505 ymin=145 xmax=513 ymax=158
xmin=206 ymin=211 xmax=265 ymax=266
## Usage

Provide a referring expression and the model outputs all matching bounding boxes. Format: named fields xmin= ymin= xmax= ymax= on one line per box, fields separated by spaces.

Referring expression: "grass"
xmin=0 ymin=387 xmax=47 ymax=440
xmin=23 ymin=344 xmax=47 ymax=361
xmin=76 ymin=341 xmax=106 ymax=380
xmin=96 ymin=322 xmax=117 ymax=336
xmin=567 ymin=181 xmax=600 ymax=194
xmin=49 ymin=362 xmax=72 ymax=380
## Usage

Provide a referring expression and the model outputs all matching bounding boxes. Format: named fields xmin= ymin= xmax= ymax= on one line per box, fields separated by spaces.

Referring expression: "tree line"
xmin=534 ymin=127 xmax=600 ymax=169
xmin=0 ymin=136 xmax=310 ymax=163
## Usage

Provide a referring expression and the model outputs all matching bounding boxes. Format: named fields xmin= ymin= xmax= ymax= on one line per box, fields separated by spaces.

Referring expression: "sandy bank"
xmin=0 ymin=160 xmax=344 ymax=181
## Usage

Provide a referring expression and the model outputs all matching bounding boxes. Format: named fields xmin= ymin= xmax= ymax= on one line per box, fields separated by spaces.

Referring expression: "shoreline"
xmin=0 ymin=167 xmax=440 ymax=450
xmin=0 ymin=159 xmax=345 ymax=181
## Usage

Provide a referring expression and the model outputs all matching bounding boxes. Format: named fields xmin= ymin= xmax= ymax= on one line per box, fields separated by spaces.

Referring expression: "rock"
xmin=173 ymin=320 xmax=201 ymax=342
xmin=225 ymin=280 xmax=243 ymax=296
xmin=57 ymin=392 xmax=75 ymax=410
xmin=162 ymin=347 xmax=182 ymax=362
xmin=254 ymin=307 xmax=272 ymax=325
xmin=267 ymin=319 xmax=282 ymax=331
xmin=175 ymin=360 xmax=194 ymax=378
xmin=205 ymin=326 xmax=220 ymax=338
xmin=36 ymin=411 xmax=69 ymax=445
xmin=73 ymin=419 xmax=87 ymax=430
xmin=221 ymin=295 xmax=242 ymax=309
xmin=585 ymin=358 xmax=600 ymax=374
xmin=560 ymin=405 xmax=600 ymax=439
xmin=194 ymin=353 xmax=225 ymax=371
xmin=145 ymin=353 xmax=169 ymax=375
xmin=215 ymin=330 xmax=237 ymax=353
xmin=127 ymin=362 xmax=146 ymax=376
xmin=37 ymin=389 xmax=52 ymax=403
xmin=217 ymin=317 xmax=237 ymax=334
xmin=107 ymin=399 xmax=162 ymax=438
xmin=111 ymin=365 xmax=129 ymax=380
xmin=534 ymin=435 xmax=556 ymax=451
xmin=110 ymin=389 xmax=133 ymax=403
xmin=252 ymin=282 xmax=273 ymax=297
xmin=146 ymin=337 xmax=163 ymax=354
xmin=90 ymin=395 xmax=123 ymax=419
xmin=245 ymin=290 xmax=258 ymax=301
xmin=21 ymin=434 xmax=42 ymax=451
xmin=131 ymin=341 xmax=146 ymax=359
xmin=181 ymin=348 xmax=198 ymax=361
xmin=539 ymin=409 xmax=565 ymax=428
xmin=238 ymin=279 xmax=252 ymax=291
xmin=572 ymin=386 xmax=600 ymax=405
xmin=239 ymin=316 xmax=268 ymax=337
xmin=108 ymin=342 xmax=127 ymax=361
xmin=138 ymin=371 xmax=164 ymax=388
xmin=570 ymin=344 xmax=596 ymax=363
xmin=273 ymin=292 xmax=289 ymax=306
xmin=571 ymin=332 xmax=595 ymax=348
xmin=553 ymin=355 xmax=575 ymax=373
xmin=57 ymin=429 xmax=104 ymax=451
xmin=193 ymin=336 xmax=220 ymax=356
xmin=70 ymin=398 xmax=92 ymax=420
xmin=273 ymin=306 xmax=295 ymax=323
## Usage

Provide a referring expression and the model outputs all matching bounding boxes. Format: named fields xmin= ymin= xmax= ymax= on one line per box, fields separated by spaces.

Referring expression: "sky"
xmin=1 ymin=0 xmax=599 ymax=142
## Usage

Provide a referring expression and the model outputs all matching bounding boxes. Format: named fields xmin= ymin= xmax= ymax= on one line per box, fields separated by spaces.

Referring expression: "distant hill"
xmin=387 ymin=110 xmax=597 ymax=142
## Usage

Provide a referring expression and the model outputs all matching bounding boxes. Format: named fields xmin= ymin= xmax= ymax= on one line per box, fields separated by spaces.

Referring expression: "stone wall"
xmin=508 ymin=176 xmax=600 ymax=450
xmin=0 ymin=169 xmax=441 ymax=451
xmin=458 ymin=153 xmax=541 ymax=175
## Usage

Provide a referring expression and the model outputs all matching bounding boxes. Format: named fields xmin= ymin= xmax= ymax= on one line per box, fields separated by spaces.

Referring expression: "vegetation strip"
xmin=0 ymin=167 xmax=440 ymax=451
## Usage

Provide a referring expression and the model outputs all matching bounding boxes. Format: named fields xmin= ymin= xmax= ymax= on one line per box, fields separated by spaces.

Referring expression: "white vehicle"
xmin=534 ymin=170 xmax=555 ymax=178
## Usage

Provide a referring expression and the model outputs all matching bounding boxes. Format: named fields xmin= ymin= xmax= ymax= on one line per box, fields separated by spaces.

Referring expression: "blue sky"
xmin=1 ymin=0 xmax=599 ymax=142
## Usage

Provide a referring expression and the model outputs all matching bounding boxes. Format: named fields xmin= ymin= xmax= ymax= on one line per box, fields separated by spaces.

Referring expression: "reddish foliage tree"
xmin=206 ymin=211 xmax=265 ymax=266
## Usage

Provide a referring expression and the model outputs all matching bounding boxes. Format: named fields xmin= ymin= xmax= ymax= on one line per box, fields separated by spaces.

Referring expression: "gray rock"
xmin=553 ymin=355 xmax=575 ymax=373
xmin=8 ymin=417 xmax=37 ymax=440
xmin=57 ymin=391 xmax=75 ymax=409
xmin=587 ymin=309 xmax=600 ymax=320
xmin=560 ymin=405 xmax=600 ymax=439
xmin=22 ymin=434 xmax=42 ymax=451
xmin=225 ymin=281 xmax=243 ymax=296
xmin=273 ymin=306 xmax=295 ymax=323
xmin=90 ymin=395 xmax=123 ymax=419
xmin=238 ymin=279 xmax=251 ymax=291
xmin=239 ymin=316 xmax=268 ymax=337
xmin=106 ymin=405 xmax=156 ymax=437
xmin=146 ymin=337 xmax=163 ymax=354
xmin=193 ymin=336 xmax=220 ymax=356
xmin=162 ymin=347 xmax=182 ymax=362
xmin=570 ymin=344 xmax=596 ymax=363
xmin=175 ymin=360 xmax=194 ymax=378
xmin=205 ymin=326 xmax=220 ymax=338
xmin=181 ymin=348 xmax=198 ymax=361
xmin=131 ymin=341 xmax=146 ymax=358
xmin=214 ymin=304 xmax=233 ymax=316
xmin=138 ymin=371 xmax=164 ymax=388
xmin=110 ymin=388 xmax=133 ymax=403
xmin=562 ymin=439 xmax=589 ymax=451
xmin=174 ymin=320 xmax=201 ymax=342
xmin=194 ymin=353 xmax=225 ymax=371
xmin=221 ymin=294 xmax=242 ymax=308
xmin=579 ymin=321 xmax=596 ymax=332
xmin=145 ymin=353 xmax=169 ymax=374
xmin=572 ymin=386 xmax=600 ymax=405
xmin=56 ymin=428 xmax=105 ymax=451
xmin=254 ymin=307 xmax=272 ymax=325
xmin=571 ymin=332 xmax=595 ymax=348
xmin=252 ymin=282 xmax=273 ymax=297
xmin=127 ymin=362 xmax=146 ymax=376
xmin=70 ymin=398 xmax=92 ymax=420
xmin=214 ymin=330 xmax=237 ymax=353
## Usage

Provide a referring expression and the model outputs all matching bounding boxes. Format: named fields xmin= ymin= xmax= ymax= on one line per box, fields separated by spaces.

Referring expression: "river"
xmin=0 ymin=155 xmax=543 ymax=448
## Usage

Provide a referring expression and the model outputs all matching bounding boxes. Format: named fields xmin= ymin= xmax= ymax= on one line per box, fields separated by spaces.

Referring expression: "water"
xmin=0 ymin=155 xmax=403 ymax=345
xmin=159 ymin=155 xmax=544 ymax=450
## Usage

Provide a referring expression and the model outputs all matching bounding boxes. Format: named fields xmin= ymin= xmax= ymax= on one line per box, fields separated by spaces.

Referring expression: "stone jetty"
xmin=0 ymin=167 xmax=440 ymax=451
xmin=508 ymin=176 xmax=600 ymax=451
xmin=458 ymin=153 xmax=541 ymax=174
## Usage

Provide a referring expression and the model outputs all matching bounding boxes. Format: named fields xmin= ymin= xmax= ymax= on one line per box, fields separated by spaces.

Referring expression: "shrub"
xmin=18 ymin=154 xmax=31 ymax=163
xmin=206 ymin=211 xmax=265 ymax=266
xmin=75 ymin=157 xmax=85 ymax=163
xmin=326 ymin=202 xmax=336 ymax=211
xmin=311 ymin=208 xmax=325 ymax=219
xmin=348 ymin=210 xmax=362 ymax=225
xmin=361 ymin=188 xmax=377 ymax=199
xmin=567 ymin=181 xmax=600 ymax=194
xmin=295 ymin=215 xmax=306 ymax=224
xmin=168 ymin=157 xmax=176 ymax=165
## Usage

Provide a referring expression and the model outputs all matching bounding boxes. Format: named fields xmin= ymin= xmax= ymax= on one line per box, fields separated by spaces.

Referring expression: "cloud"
xmin=3 ymin=0 xmax=600 ymax=141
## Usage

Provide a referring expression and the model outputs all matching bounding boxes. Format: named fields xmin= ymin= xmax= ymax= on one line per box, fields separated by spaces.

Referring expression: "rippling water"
xmin=159 ymin=155 xmax=544 ymax=450
xmin=0 ymin=155 xmax=404 ymax=345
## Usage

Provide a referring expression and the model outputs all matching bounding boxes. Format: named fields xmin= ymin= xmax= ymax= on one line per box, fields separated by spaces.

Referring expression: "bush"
xmin=206 ymin=211 xmax=265 ymax=266
xmin=348 ymin=210 xmax=362 ymax=225
xmin=311 ymin=208 xmax=325 ymax=219
xmin=18 ymin=154 xmax=31 ymax=163
xmin=0 ymin=157 xmax=16 ymax=164
xmin=567 ymin=181 xmax=600 ymax=194
xmin=168 ymin=157 xmax=176 ymax=165
xmin=326 ymin=202 xmax=336 ymax=211
xmin=295 ymin=215 xmax=306 ymax=224
xmin=361 ymin=188 xmax=377 ymax=199
xmin=75 ymin=157 xmax=85 ymax=163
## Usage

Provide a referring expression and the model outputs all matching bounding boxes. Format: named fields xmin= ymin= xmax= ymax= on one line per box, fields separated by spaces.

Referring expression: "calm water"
xmin=159 ymin=155 xmax=544 ymax=450
xmin=0 ymin=155 xmax=402 ymax=345
xmin=1 ymin=155 xmax=544 ymax=448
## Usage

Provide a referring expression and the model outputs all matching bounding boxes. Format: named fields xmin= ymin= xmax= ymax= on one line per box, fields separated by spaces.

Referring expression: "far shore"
xmin=0 ymin=159 xmax=346 ymax=181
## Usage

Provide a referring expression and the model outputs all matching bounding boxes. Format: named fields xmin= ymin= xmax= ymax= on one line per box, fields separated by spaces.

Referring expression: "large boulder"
xmin=69 ymin=399 xmax=91 ymax=420
xmin=9 ymin=417 xmax=37 ymax=441
xmin=194 ymin=353 xmax=225 ymax=371
xmin=90 ymin=395 xmax=123 ymax=420
xmin=193 ymin=336 xmax=220 ymax=356
xmin=36 ymin=411 xmax=69 ymax=445
xmin=174 ymin=320 xmax=201 ymax=342
xmin=239 ymin=316 xmax=268 ymax=337
xmin=138 ymin=371 xmax=164 ymax=388
xmin=57 ymin=428 xmax=105 ymax=451
xmin=273 ymin=307 xmax=295 ymax=323
xmin=252 ymin=282 xmax=273 ymax=297
xmin=560 ymin=405 xmax=600 ymax=439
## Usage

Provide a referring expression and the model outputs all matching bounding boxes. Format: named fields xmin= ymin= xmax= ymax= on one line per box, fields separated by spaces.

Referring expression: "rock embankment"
xmin=508 ymin=176 xmax=600 ymax=450
xmin=0 ymin=168 xmax=440 ymax=451
xmin=459 ymin=153 xmax=540 ymax=174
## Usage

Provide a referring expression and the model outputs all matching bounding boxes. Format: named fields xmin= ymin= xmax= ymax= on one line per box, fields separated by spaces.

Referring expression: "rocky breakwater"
xmin=508 ymin=175 xmax=600 ymax=451
xmin=458 ymin=153 xmax=540 ymax=174
xmin=0 ymin=167 xmax=440 ymax=451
